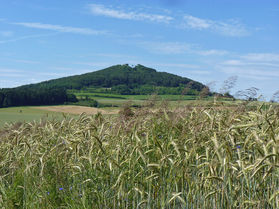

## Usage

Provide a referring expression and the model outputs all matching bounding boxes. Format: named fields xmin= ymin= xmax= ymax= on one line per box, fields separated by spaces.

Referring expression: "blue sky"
xmin=1 ymin=0 xmax=279 ymax=100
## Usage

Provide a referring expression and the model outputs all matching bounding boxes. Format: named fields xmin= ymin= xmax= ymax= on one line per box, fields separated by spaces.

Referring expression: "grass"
xmin=74 ymin=92 xmax=200 ymax=106
xmin=0 ymin=106 xmax=68 ymax=127
xmin=74 ymin=92 xmax=239 ymax=108
xmin=0 ymin=99 xmax=265 ymax=128
xmin=1 ymin=102 xmax=279 ymax=208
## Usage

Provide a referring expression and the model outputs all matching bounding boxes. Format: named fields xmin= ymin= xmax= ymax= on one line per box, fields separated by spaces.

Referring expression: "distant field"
xmin=0 ymin=105 xmax=121 ymax=128
xmin=0 ymin=106 xmax=63 ymax=127
xmin=74 ymin=92 xmax=205 ymax=106
xmin=0 ymin=97 xmax=257 ymax=128
xmin=74 ymin=92 xmax=198 ymax=100
xmin=34 ymin=105 xmax=119 ymax=115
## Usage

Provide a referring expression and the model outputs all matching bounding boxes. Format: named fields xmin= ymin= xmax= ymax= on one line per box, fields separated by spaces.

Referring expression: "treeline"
xmin=21 ymin=64 xmax=205 ymax=92
xmin=0 ymin=87 xmax=77 ymax=108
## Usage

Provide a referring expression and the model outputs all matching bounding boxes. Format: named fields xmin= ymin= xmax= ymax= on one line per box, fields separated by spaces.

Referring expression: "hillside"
xmin=0 ymin=64 xmax=207 ymax=108
xmin=24 ymin=64 xmax=205 ymax=93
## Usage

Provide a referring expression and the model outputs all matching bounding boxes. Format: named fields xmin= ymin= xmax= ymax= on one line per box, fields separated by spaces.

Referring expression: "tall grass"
xmin=0 ymin=103 xmax=279 ymax=208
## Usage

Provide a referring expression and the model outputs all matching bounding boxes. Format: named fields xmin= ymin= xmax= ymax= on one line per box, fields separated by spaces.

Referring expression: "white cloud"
xmin=35 ymin=72 xmax=67 ymax=77
xmin=52 ymin=67 xmax=76 ymax=71
xmin=220 ymin=66 xmax=279 ymax=80
xmin=138 ymin=41 xmax=227 ymax=56
xmin=152 ymin=63 xmax=201 ymax=69
xmin=218 ymin=52 xmax=279 ymax=81
xmin=14 ymin=22 xmax=106 ymax=35
xmin=0 ymin=31 xmax=13 ymax=37
xmin=222 ymin=59 xmax=279 ymax=68
xmin=142 ymin=41 xmax=191 ymax=54
xmin=183 ymin=15 xmax=249 ymax=37
xmin=241 ymin=53 xmax=279 ymax=62
xmin=79 ymin=53 xmax=137 ymax=60
xmin=186 ymin=70 xmax=211 ymax=75
xmin=0 ymin=73 xmax=26 ymax=78
xmin=0 ymin=68 xmax=24 ymax=73
xmin=0 ymin=33 xmax=59 ymax=44
xmin=14 ymin=59 xmax=40 ymax=64
xmin=52 ymin=67 xmax=95 ymax=74
xmin=73 ymin=62 xmax=114 ymax=68
xmin=0 ymin=80 xmax=24 ymax=88
xmin=197 ymin=49 xmax=228 ymax=56
xmin=222 ymin=60 xmax=243 ymax=66
xmin=183 ymin=15 xmax=211 ymax=29
xmin=88 ymin=4 xmax=173 ymax=23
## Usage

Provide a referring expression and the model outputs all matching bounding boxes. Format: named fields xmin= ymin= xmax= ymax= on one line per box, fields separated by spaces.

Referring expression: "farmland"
xmin=72 ymin=91 xmax=236 ymax=107
xmin=0 ymin=105 xmax=119 ymax=127
xmin=0 ymin=106 xmax=62 ymax=127
xmin=0 ymin=93 xmax=237 ymax=127
xmin=71 ymin=91 xmax=200 ymax=106
xmin=1 ymin=101 xmax=279 ymax=208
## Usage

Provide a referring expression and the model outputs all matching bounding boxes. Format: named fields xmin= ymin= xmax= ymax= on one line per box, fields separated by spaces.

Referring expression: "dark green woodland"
xmin=0 ymin=64 xmax=206 ymax=108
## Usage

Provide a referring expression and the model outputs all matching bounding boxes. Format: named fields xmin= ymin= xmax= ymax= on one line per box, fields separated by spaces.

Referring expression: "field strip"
xmin=32 ymin=105 xmax=119 ymax=115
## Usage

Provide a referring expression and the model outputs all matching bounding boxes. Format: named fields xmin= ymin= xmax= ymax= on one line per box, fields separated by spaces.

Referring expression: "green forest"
xmin=0 ymin=64 xmax=207 ymax=108
xmin=0 ymin=87 xmax=77 ymax=108
xmin=32 ymin=64 xmax=205 ymax=91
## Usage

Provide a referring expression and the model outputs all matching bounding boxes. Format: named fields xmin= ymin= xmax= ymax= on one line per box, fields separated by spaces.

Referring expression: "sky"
xmin=0 ymin=0 xmax=279 ymax=100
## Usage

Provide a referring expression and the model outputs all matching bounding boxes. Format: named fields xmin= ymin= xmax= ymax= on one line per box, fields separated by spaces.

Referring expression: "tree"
xmin=0 ymin=92 xmax=4 ymax=108
xmin=0 ymin=87 xmax=78 ymax=108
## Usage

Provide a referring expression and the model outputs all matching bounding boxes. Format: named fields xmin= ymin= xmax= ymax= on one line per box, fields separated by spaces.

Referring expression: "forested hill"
xmin=22 ymin=64 xmax=205 ymax=92
xmin=0 ymin=64 xmax=207 ymax=108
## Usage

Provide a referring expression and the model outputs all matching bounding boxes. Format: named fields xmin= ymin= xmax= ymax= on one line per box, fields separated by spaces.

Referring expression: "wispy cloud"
xmin=141 ymin=41 xmax=192 ymax=54
xmin=222 ymin=59 xmax=279 ymax=68
xmin=186 ymin=70 xmax=211 ymax=75
xmin=218 ymin=52 xmax=279 ymax=81
xmin=0 ymin=68 xmax=24 ymax=73
xmin=14 ymin=22 xmax=106 ymax=35
xmin=0 ymin=68 xmax=26 ymax=78
xmin=0 ymin=33 xmax=59 ymax=44
xmin=88 ymin=4 xmax=173 ymax=23
xmin=183 ymin=15 xmax=211 ymax=29
xmin=241 ymin=53 xmax=279 ymax=62
xmin=0 ymin=31 xmax=13 ymax=37
xmin=35 ymin=72 xmax=68 ymax=77
xmin=219 ymin=66 xmax=279 ymax=80
xmin=78 ymin=52 xmax=137 ymax=60
xmin=0 ymin=79 xmax=25 ymax=88
xmin=14 ymin=59 xmax=40 ymax=64
xmin=183 ymin=15 xmax=249 ymax=37
xmin=196 ymin=49 xmax=228 ymax=56
xmin=51 ymin=67 xmax=94 ymax=74
xmin=73 ymin=62 xmax=115 ymax=68
xmin=152 ymin=63 xmax=201 ymax=69
xmin=138 ymin=41 xmax=228 ymax=56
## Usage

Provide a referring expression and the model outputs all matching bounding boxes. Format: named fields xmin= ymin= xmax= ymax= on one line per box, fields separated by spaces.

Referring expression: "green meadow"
xmin=73 ymin=92 xmax=217 ymax=107
xmin=74 ymin=92 xmax=198 ymax=101
xmin=0 ymin=107 xmax=65 ymax=127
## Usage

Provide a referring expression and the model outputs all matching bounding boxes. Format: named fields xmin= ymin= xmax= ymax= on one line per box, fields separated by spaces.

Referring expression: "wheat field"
xmin=0 ymin=103 xmax=279 ymax=208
